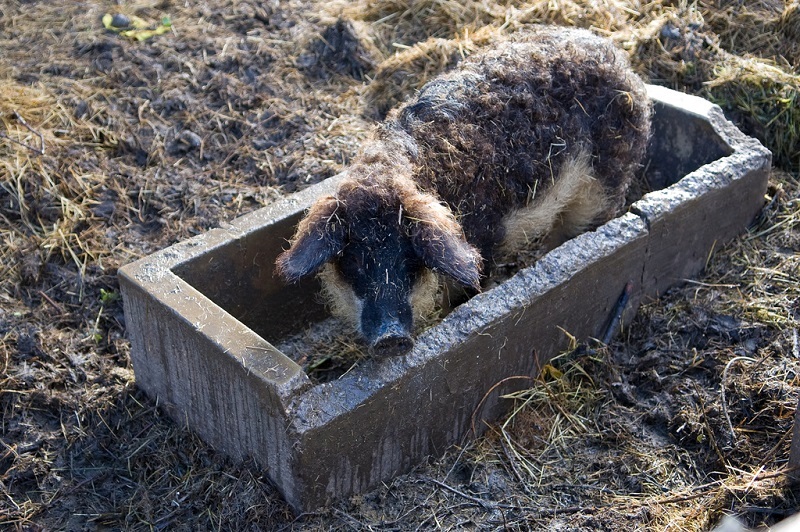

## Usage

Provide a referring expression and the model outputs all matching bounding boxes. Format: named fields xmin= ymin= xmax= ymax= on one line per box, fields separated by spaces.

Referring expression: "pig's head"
xmin=276 ymin=176 xmax=482 ymax=357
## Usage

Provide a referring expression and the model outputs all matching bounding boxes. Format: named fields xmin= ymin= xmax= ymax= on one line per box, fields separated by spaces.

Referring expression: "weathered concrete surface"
xmin=633 ymin=86 xmax=771 ymax=297
xmin=119 ymin=86 xmax=771 ymax=511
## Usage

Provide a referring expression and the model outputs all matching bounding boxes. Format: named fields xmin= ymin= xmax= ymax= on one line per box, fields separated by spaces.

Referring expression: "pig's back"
xmin=384 ymin=26 xmax=651 ymax=255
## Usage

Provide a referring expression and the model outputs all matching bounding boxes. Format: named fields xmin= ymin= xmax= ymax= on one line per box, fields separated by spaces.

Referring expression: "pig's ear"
xmin=404 ymin=192 xmax=482 ymax=290
xmin=276 ymin=196 xmax=345 ymax=282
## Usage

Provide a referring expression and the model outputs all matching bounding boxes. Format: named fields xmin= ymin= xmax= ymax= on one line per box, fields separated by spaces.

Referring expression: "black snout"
xmin=373 ymin=334 xmax=414 ymax=357
xmin=370 ymin=321 xmax=414 ymax=357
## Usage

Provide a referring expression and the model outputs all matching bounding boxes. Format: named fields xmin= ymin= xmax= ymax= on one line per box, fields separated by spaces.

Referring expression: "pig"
xmin=276 ymin=26 xmax=652 ymax=357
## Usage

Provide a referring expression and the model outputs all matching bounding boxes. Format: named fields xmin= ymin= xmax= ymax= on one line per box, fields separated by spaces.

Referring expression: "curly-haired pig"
xmin=276 ymin=26 xmax=652 ymax=357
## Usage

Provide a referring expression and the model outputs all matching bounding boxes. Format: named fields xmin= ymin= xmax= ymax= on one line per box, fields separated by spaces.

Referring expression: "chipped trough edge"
xmin=118 ymin=85 xmax=772 ymax=511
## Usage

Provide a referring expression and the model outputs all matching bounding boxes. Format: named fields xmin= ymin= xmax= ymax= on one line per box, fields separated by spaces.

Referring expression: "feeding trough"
xmin=118 ymin=85 xmax=770 ymax=511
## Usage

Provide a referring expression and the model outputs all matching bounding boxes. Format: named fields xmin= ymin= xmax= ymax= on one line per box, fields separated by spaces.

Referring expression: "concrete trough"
xmin=119 ymin=85 xmax=771 ymax=511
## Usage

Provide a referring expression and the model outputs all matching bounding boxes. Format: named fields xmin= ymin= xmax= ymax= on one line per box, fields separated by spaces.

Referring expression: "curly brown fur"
xmin=384 ymin=26 xmax=652 ymax=260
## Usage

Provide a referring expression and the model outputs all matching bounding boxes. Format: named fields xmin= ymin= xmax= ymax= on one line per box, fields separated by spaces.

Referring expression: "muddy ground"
xmin=1 ymin=0 xmax=799 ymax=530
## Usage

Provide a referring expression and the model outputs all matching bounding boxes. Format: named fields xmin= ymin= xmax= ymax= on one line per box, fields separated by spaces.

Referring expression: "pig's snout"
xmin=370 ymin=321 xmax=414 ymax=357
xmin=373 ymin=334 xmax=414 ymax=357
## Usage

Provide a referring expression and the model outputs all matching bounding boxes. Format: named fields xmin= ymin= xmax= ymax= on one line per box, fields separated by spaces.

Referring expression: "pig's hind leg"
xmin=499 ymin=148 xmax=612 ymax=256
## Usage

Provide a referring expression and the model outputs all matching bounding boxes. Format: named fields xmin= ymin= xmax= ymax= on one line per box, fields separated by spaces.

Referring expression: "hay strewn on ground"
xmin=1 ymin=0 xmax=798 ymax=529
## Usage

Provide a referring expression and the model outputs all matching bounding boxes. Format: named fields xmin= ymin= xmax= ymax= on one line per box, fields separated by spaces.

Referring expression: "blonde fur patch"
xmin=318 ymin=264 xmax=363 ymax=333
xmin=409 ymin=269 xmax=441 ymax=326
xmin=500 ymin=148 xmax=611 ymax=255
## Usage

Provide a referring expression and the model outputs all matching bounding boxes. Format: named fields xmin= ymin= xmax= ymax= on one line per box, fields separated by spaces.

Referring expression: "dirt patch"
xmin=275 ymin=316 xmax=368 ymax=381
xmin=1 ymin=0 xmax=799 ymax=529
